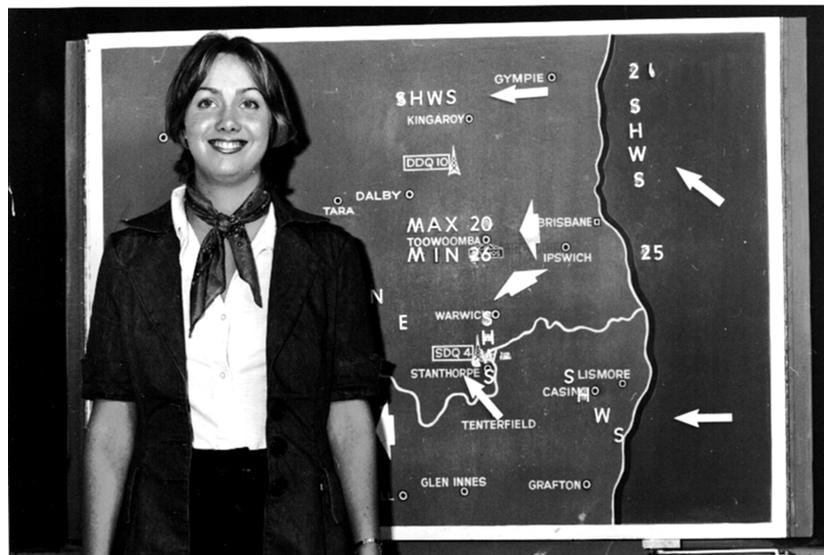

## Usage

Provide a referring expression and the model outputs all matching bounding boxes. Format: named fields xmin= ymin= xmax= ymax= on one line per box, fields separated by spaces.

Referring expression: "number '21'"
xmin=629 ymin=62 xmax=656 ymax=79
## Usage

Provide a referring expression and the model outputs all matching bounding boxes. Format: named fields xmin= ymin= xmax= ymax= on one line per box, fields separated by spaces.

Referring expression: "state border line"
xmin=389 ymin=306 xmax=646 ymax=430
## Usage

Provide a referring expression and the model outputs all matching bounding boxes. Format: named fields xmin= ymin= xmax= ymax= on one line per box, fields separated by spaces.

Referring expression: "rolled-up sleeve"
xmin=330 ymin=236 xmax=384 ymax=402
xmin=82 ymin=237 xmax=134 ymax=401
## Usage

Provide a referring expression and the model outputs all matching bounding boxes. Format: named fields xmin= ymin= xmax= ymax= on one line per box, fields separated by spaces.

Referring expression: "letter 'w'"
xmin=594 ymin=407 xmax=611 ymax=423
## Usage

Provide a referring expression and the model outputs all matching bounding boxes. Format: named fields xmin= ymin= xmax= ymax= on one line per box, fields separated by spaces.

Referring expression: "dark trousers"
xmin=189 ymin=448 xmax=268 ymax=555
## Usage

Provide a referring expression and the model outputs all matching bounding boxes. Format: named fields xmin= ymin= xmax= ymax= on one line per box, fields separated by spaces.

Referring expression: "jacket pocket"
xmin=320 ymin=466 xmax=347 ymax=525
xmin=139 ymin=442 xmax=190 ymax=481
xmin=122 ymin=465 xmax=140 ymax=524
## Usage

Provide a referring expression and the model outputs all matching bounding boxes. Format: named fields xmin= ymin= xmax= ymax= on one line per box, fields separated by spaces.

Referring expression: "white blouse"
xmin=170 ymin=185 xmax=275 ymax=450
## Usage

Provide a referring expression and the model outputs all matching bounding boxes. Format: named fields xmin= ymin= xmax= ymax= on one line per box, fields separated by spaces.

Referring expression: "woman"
xmin=82 ymin=33 xmax=384 ymax=554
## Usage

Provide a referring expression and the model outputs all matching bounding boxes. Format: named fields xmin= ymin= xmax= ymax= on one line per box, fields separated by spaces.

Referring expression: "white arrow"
xmin=491 ymin=85 xmax=549 ymax=104
xmin=463 ymin=376 xmax=504 ymax=420
xmin=675 ymin=167 xmax=725 ymax=207
xmin=675 ymin=408 xmax=733 ymax=428
xmin=494 ymin=269 xmax=547 ymax=300
xmin=519 ymin=200 xmax=540 ymax=259
xmin=375 ymin=403 xmax=396 ymax=459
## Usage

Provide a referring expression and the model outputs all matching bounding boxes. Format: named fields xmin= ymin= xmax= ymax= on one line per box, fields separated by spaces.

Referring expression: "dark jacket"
xmin=82 ymin=192 xmax=382 ymax=554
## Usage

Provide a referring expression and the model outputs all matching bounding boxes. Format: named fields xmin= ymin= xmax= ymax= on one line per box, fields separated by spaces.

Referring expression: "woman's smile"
xmin=208 ymin=138 xmax=249 ymax=154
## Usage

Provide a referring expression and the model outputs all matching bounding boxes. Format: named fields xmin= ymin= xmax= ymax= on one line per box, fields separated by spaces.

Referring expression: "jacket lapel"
xmin=122 ymin=203 xmax=187 ymax=382
xmin=266 ymin=195 xmax=325 ymax=368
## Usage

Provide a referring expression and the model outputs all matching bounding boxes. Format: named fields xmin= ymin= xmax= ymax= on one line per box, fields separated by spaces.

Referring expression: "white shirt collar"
xmin=170 ymin=184 xmax=275 ymax=253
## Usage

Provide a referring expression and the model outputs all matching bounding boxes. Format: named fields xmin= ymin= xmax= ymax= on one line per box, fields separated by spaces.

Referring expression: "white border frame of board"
xmin=82 ymin=17 xmax=786 ymax=540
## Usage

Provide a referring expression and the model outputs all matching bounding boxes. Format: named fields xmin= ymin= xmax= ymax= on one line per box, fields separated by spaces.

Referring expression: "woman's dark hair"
xmin=165 ymin=33 xmax=296 ymax=184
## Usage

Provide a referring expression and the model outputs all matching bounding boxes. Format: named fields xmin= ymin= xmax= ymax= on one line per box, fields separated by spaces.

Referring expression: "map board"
xmin=81 ymin=18 xmax=799 ymax=541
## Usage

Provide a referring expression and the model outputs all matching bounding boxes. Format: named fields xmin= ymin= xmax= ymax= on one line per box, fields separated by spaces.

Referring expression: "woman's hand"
xmin=355 ymin=540 xmax=384 ymax=554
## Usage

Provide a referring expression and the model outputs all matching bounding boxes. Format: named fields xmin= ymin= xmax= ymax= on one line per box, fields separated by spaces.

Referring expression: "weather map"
xmin=285 ymin=30 xmax=775 ymax=535
xmin=342 ymin=35 xmax=654 ymax=529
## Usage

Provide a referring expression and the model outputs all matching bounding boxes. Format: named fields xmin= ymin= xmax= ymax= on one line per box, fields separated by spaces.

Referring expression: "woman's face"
xmin=183 ymin=53 xmax=272 ymax=188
